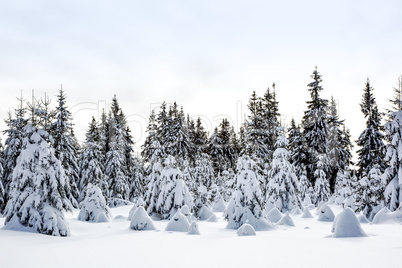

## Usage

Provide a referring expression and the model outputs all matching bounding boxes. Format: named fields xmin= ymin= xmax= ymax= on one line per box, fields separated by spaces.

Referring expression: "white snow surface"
xmin=165 ymin=211 xmax=190 ymax=232
xmin=1 ymin=204 xmax=402 ymax=267
xmin=236 ymin=223 xmax=256 ymax=236
xmin=266 ymin=208 xmax=283 ymax=223
xmin=130 ymin=206 xmax=156 ymax=231
xmin=317 ymin=204 xmax=335 ymax=222
xmin=277 ymin=212 xmax=295 ymax=227
xmin=331 ymin=208 xmax=367 ymax=238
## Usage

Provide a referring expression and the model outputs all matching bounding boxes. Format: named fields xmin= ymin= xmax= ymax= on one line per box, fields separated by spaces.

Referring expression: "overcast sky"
xmin=1 ymin=0 xmax=401 ymax=157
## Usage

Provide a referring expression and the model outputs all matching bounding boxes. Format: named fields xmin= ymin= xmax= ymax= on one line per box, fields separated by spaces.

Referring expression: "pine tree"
xmin=156 ymin=155 xmax=193 ymax=220
xmin=51 ymin=88 xmax=80 ymax=208
xmin=208 ymin=127 xmax=224 ymax=175
xmin=2 ymin=96 xmax=28 ymax=210
xmin=356 ymin=79 xmax=385 ymax=177
xmin=224 ymin=156 xmax=271 ymax=230
xmin=0 ymin=140 xmax=5 ymax=211
xmin=78 ymin=183 xmax=112 ymax=223
xmin=302 ymin=67 xmax=329 ymax=185
xmin=78 ymin=117 xmax=108 ymax=201
xmin=334 ymin=167 xmax=353 ymax=205
xmin=141 ymin=110 xmax=161 ymax=165
xmin=144 ymin=150 xmax=163 ymax=217
xmin=265 ymin=130 xmax=301 ymax=212
xmin=192 ymin=117 xmax=208 ymax=155
xmin=383 ymin=103 xmax=402 ymax=211
xmin=129 ymin=156 xmax=145 ymax=202
xmin=4 ymin=124 xmax=71 ymax=236
xmin=262 ymin=84 xmax=280 ymax=160
xmin=356 ymin=165 xmax=383 ymax=220
xmin=313 ymin=155 xmax=331 ymax=205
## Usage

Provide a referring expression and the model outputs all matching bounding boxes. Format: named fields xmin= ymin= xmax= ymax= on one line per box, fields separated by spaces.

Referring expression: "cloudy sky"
xmin=1 ymin=0 xmax=401 ymax=155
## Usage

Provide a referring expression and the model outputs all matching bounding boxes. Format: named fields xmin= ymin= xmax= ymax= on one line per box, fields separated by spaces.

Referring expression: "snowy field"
xmin=1 ymin=205 xmax=401 ymax=268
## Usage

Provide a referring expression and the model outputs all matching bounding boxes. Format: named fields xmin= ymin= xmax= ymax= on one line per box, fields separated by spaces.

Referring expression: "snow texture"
xmin=207 ymin=214 xmax=218 ymax=222
xmin=331 ymin=208 xmax=367 ymax=238
xmin=237 ymin=223 xmax=256 ymax=236
xmin=266 ymin=208 xmax=283 ymax=223
xmin=180 ymin=205 xmax=196 ymax=223
xmin=165 ymin=211 xmax=190 ymax=232
xmin=317 ymin=204 xmax=335 ymax=222
xmin=187 ymin=221 xmax=200 ymax=235
xmin=277 ymin=212 xmax=295 ymax=227
xmin=128 ymin=198 xmax=144 ymax=221
xmin=212 ymin=198 xmax=226 ymax=212
xmin=358 ymin=215 xmax=370 ymax=224
xmin=301 ymin=207 xmax=314 ymax=218
xmin=130 ymin=206 xmax=156 ymax=231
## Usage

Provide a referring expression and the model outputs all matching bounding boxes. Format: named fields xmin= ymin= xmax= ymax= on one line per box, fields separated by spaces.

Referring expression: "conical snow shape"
xmin=78 ymin=184 xmax=112 ymax=223
xmin=291 ymin=207 xmax=303 ymax=215
xmin=277 ymin=212 xmax=295 ymax=226
xmin=372 ymin=207 xmax=393 ymax=224
xmin=196 ymin=204 xmax=214 ymax=221
xmin=358 ymin=214 xmax=370 ymax=224
xmin=213 ymin=198 xmax=226 ymax=212
xmin=128 ymin=198 xmax=144 ymax=221
xmin=130 ymin=206 xmax=156 ymax=231
xmin=343 ymin=196 xmax=356 ymax=211
xmin=187 ymin=221 xmax=200 ymax=235
xmin=165 ymin=211 xmax=190 ymax=232
xmin=301 ymin=207 xmax=313 ymax=218
xmin=207 ymin=214 xmax=218 ymax=222
xmin=181 ymin=205 xmax=196 ymax=223
xmin=331 ymin=208 xmax=367 ymax=238
xmin=317 ymin=204 xmax=335 ymax=222
xmin=327 ymin=196 xmax=335 ymax=205
xmin=237 ymin=223 xmax=256 ymax=236
xmin=316 ymin=201 xmax=326 ymax=213
xmin=302 ymin=195 xmax=312 ymax=207
xmin=266 ymin=208 xmax=283 ymax=223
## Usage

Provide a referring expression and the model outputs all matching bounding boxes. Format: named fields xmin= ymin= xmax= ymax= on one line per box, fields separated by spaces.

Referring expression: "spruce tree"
xmin=51 ymin=89 xmax=80 ymax=208
xmin=313 ymin=155 xmax=331 ymax=205
xmin=141 ymin=110 xmax=160 ymax=164
xmin=356 ymin=79 xmax=385 ymax=177
xmin=265 ymin=130 xmax=301 ymax=212
xmin=208 ymin=127 xmax=224 ymax=175
xmin=4 ymin=124 xmax=71 ymax=236
xmin=192 ymin=117 xmax=208 ymax=155
xmin=262 ymin=84 xmax=280 ymax=160
xmin=356 ymin=165 xmax=383 ymax=219
xmin=302 ymin=67 xmax=329 ymax=185
xmin=129 ymin=156 xmax=145 ymax=202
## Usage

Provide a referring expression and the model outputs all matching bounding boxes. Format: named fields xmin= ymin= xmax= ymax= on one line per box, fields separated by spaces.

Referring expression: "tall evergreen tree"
xmin=302 ymin=67 xmax=329 ymax=185
xmin=356 ymin=165 xmax=383 ymax=219
xmin=4 ymin=124 xmax=71 ymax=236
xmin=356 ymin=79 xmax=386 ymax=177
xmin=51 ymin=89 xmax=80 ymax=208
xmin=262 ymin=84 xmax=280 ymax=160
xmin=208 ymin=127 xmax=224 ymax=175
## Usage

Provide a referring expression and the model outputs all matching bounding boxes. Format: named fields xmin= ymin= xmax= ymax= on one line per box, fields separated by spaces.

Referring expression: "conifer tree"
xmin=356 ymin=79 xmax=385 ymax=177
xmin=262 ymin=84 xmax=280 ymax=160
xmin=302 ymin=67 xmax=329 ymax=184
xmin=0 ymin=140 xmax=5 ymax=212
xmin=129 ymin=156 xmax=145 ymax=202
xmin=313 ymin=155 xmax=331 ymax=205
xmin=356 ymin=165 xmax=383 ymax=219
xmin=265 ymin=130 xmax=301 ymax=212
xmin=192 ymin=117 xmax=208 ymax=155
xmin=4 ymin=124 xmax=71 ymax=236
xmin=141 ymin=110 xmax=159 ymax=164
xmin=51 ymin=89 xmax=80 ymax=208
xmin=208 ymin=127 xmax=224 ymax=175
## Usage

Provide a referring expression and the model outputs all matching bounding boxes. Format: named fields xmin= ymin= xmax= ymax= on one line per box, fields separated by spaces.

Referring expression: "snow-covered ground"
xmin=0 ymin=205 xmax=401 ymax=268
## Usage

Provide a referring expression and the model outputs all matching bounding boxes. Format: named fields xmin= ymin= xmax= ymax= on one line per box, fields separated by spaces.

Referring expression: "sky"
xmin=1 ymin=0 xmax=401 ymax=158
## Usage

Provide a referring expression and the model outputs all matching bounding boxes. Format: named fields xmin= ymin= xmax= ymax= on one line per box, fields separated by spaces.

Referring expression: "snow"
xmin=1 ymin=204 xmax=402 ymax=267
xmin=130 ymin=206 xmax=156 ymax=231
xmin=277 ymin=212 xmax=295 ymax=227
xmin=187 ymin=221 xmax=200 ymax=235
xmin=212 ymin=198 xmax=226 ymax=212
xmin=165 ymin=211 xmax=190 ymax=232
xmin=331 ymin=208 xmax=367 ymax=238
xmin=266 ymin=208 xmax=283 ymax=223
xmin=371 ymin=207 xmax=402 ymax=224
xmin=301 ymin=207 xmax=314 ymax=218
xmin=358 ymin=214 xmax=370 ymax=224
xmin=317 ymin=204 xmax=335 ymax=222
xmin=236 ymin=223 xmax=256 ymax=236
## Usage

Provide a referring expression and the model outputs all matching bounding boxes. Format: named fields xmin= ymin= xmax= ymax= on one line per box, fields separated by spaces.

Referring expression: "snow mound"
xmin=196 ymin=204 xmax=214 ymax=221
xmin=302 ymin=195 xmax=312 ymax=207
xmin=343 ymin=196 xmax=356 ymax=211
xmin=97 ymin=213 xmax=110 ymax=223
xmin=266 ymin=208 xmax=283 ymax=223
xmin=112 ymin=215 xmax=126 ymax=221
xmin=327 ymin=196 xmax=335 ymax=205
xmin=212 ymin=198 xmax=226 ymax=212
xmin=290 ymin=207 xmax=303 ymax=215
xmin=316 ymin=201 xmax=326 ymax=213
xmin=307 ymin=204 xmax=315 ymax=210
xmin=264 ymin=202 xmax=276 ymax=216
xmin=301 ymin=207 xmax=313 ymax=218
xmin=128 ymin=198 xmax=144 ymax=221
xmin=108 ymin=198 xmax=132 ymax=208
xmin=187 ymin=221 xmax=200 ymax=235
xmin=358 ymin=215 xmax=370 ymax=224
xmin=277 ymin=212 xmax=295 ymax=227
xmin=207 ymin=214 xmax=218 ymax=222
xmin=165 ymin=211 xmax=190 ymax=232
xmin=372 ymin=207 xmax=399 ymax=224
xmin=317 ymin=204 xmax=335 ymax=222
xmin=130 ymin=206 xmax=156 ymax=231
xmin=237 ymin=223 xmax=256 ymax=236
xmin=331 ymin=208 xmax=367 ymax=238
xmin=180 ymin=205 xmax=196 ymax=223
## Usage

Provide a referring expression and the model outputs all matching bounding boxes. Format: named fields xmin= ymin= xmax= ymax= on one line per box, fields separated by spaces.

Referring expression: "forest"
xmin=0 ymin=67 xmax=401 ymax=236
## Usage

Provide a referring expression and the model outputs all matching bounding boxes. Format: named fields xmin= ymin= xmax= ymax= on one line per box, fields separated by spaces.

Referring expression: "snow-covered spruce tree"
xmin=156 ymin=155 xmax=193 ymax=220
xmin=0 ymin=141 xmax=5 ymax=212
xmin=4 ymin=124 xmax=71 ymax=236
xmin=217 ymin=118 xmax=235 ymax=172
xmin=356 ymin=79 xmax=386 ymax=177
xmin=262 ymin=84 xmax=280 ymax=161
xmin=356 ymin=165 xmax=383 ymax=220
xmin=222 ymin=169 xmax=236 ymax=202
xmin=144 ymin=144 xmax=164 ymax=217
xmin=191 ymin=117 xmax=208 ymax=155
xmin=299 ymin=166 xmax=313 ymax=201
xmin=50 ymin=88 xmax=80 ymax=208
xmin=313 ymin=155 xmax=331 ymax=205
xmin=302 ymin=67 xmax=329 ymax=185
xmin=224 ymin=156 xmax=271 ymax=230
xmin=2 ymin=97 xmax=28 ymax=211
xmin=208 ymin=127 xmax=224 ymax=175
xmin=327 ymin=96 xmax=353 ymax=193
xmin=78 ymin=117 xmax=108 ymax=201
xmin=191 ymin=153 xmax=216 ymax=219
xmin=334 ymin=167 xmax=353 ymax=205
xmin=228 ymin=127 xmax=241 ymax=170
xmin=265 ymin=130 xmax=301 ymax=212
xmin=383 ymin=80 xmax=402 ymax=211
xmin=78 ymin=183 xmax=112 ymax=223
xmin=141 ymin=109 xmax=159 ymax=164
xmin=129 ymin=156 xmax=145 ymax=202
